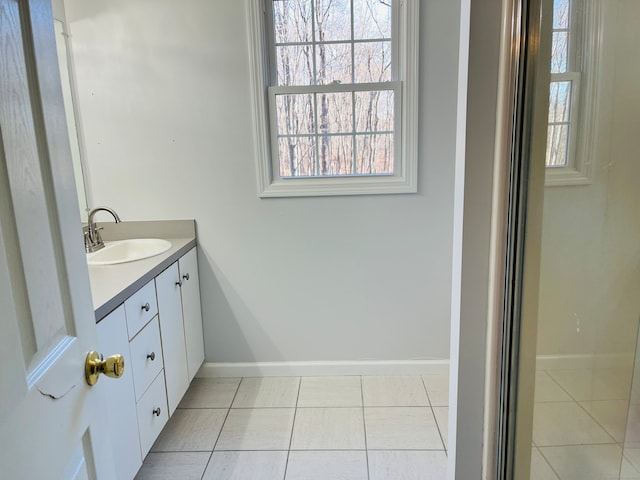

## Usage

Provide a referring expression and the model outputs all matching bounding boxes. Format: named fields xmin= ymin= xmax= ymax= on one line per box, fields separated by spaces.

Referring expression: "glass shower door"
xmin=502 ymin=0 xmax=640 ymax=478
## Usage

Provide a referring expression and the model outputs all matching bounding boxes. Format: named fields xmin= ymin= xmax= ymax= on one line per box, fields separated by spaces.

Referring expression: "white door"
xmin=0 ymin=0 xmax=116 ymax=478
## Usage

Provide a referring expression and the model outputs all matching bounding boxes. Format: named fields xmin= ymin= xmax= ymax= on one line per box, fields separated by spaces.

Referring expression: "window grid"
xmin=268 ymin=0 xmax=398 ymax=179
xmin=275 ymin=38 xmax=392 ymax=48
xmin=350 ymin=0 xmax=357 ymax=173
xmin=269 ymin=85 xmax=399 ymax=178
xmin=547 ymin=0 xmax=581 ymax=169
xmin=277 ymin=131 xmax=395 ymax=139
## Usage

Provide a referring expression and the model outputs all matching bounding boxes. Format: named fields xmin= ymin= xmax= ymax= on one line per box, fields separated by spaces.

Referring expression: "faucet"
xmin=84 ymin=206 xmax=121 ymax=253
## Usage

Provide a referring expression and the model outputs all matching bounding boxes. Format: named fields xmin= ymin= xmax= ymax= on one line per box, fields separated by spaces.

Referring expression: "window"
xmin=545 ymin=0 xmax=600 ymax=186
xmin=247 ymin=0 xmax=419 ymax=197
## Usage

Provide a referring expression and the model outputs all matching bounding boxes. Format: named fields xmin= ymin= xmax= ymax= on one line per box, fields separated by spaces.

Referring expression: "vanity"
xmin=51 ymin=1 xmax=204 ymax=475
xmin=88 ymin=219 xmax=204 ymax=480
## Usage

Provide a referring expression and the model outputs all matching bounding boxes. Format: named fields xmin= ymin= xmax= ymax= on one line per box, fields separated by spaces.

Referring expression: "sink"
xmin=87 ymin=239 xmax=172 ymax=266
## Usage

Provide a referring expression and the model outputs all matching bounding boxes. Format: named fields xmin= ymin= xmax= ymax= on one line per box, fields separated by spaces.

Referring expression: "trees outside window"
xmin=248 ymin=0 xmax=419 ymax=197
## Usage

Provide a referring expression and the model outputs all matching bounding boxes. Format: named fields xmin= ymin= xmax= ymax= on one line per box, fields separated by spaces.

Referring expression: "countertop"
xmin=86 ymin=220 xmax=197 ymax=322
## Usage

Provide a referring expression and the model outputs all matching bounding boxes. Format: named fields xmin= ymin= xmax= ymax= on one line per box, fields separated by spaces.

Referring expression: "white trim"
xmin=247 ymin=0 xmax=273 ymax=199
xmin=193 ymin=355 xmax=633 ymax=379
xmin=246 ymin=0 xmax=419 ymax=197
xmin=535 ymin=353 xmax=634 ymax=371
xmin=399 ymin=0 xmax=420 ymax=196
xmin=196 ymin=359 xmax=449 ymax=378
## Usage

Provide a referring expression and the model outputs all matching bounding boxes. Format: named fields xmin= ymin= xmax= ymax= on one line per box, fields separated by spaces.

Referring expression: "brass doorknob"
xmin=85 ymin=351 xmax=125 ymax=386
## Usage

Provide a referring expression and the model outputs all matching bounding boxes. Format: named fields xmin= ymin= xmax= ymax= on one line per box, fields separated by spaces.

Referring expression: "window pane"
xmin=354 ymin=41 xmax=392 ymax=83
xmin=279 ymin=136 xmax=317 ymax=176
xmin=276 ymin=45 xmax=314 ymax=85
xmin=273 ymin=0 xmax=313 ymax=44
xmin=553 ymin=0 xmax=570 ymax=29
xmin=551 ymin=32 xmax=569 ymax=73
xmin=273 ymin=2 xmax=395 ymax=86
xmin=356 ymin=133 xmax=394 ymax=174
xmin=314 ymin=0 xmax=351 ymax=42
xmin=275 ymin=93 xmax=315 ymax=135
xmin=353 ymin=0 xmax=392 ymax=40
xmin=320 ymin=135 xmax=354 ymax=175
xmin=548 ymin=81 xmax=572 ymax=123
xmin=315 ymin=43 xmax=352 ymax=85
xmin=355 ymin=90 xmax=394 ymax=132
xmin=316 ymin=92 xmax=353 ymax=133
xmin=546 ymin=124 xmax=569 ymax=167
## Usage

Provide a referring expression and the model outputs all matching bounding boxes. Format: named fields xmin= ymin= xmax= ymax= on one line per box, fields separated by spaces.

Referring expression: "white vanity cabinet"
xmin=95 ymin=246 xmax=204 ymax=479
xmin=155 ymin=246 xmax=204 ymax=414
xmin=96 ymin=305 xmax=142 ymax=480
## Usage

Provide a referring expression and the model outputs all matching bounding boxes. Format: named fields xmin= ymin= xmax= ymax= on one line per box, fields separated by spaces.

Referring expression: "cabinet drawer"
xmin=124 ymin=280 xmax=158 ymax=339
xmin=136 ymin=370 xmax=168 ymax=457
xmin=129 ymin=317 xmax=163 ymax=401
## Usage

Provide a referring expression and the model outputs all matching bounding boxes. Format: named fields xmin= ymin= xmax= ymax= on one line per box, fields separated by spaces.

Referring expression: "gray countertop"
xmin=86 ymin=220 xmax=197 ymax=322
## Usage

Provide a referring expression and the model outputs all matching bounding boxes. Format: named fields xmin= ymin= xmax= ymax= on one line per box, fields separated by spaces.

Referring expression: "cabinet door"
xmin=179 ymin=248 xmax=205 ymax=381
xmin=155 ymin=263 xmax=189 ymax=415
xmin=97 ymin=306 xmax=142 ymax=479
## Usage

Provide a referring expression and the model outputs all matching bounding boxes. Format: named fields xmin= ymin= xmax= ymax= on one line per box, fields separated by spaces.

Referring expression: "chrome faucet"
xmin=84 ymin=206 xmax=121 ymax=253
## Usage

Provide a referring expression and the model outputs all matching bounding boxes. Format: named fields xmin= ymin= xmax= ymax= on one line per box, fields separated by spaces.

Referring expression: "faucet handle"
xmin=83 ymin=229 xmax=91 ymax=252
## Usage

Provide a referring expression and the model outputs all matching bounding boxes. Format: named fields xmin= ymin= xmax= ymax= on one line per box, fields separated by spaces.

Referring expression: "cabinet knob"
xmin=152 ymin=407 xmax=161 ymax=417
xmin=176 ymin=280 xmax=182 ymax=287
xmin=142 ymin=302 xmax=150 ymax=312
xmin=182 ymin=273 xmax=190 ymax=281
xmin=147 ymin=352 xmax=156 ymax=361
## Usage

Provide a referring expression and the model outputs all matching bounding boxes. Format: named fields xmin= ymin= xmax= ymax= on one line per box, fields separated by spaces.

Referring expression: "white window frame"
xmin=545 ymin=0 xmax=601 ymax=187
xmin=247 ymin=0 xmax=419 ymax=197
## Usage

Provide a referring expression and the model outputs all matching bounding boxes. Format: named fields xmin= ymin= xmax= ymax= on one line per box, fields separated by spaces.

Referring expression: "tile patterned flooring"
xmin=532 ymin=368 xmax=640 ymax=480
xmin=135 ymin=375 xmax=449 ymax=480
xmin=135 ymin=369 xmax=640 ymax=479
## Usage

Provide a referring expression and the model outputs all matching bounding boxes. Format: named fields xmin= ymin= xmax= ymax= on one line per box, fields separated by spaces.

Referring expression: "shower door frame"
xmin=445 ymin=0 xmax=546 ymax=476
xmin=492 ymin=0 xmax=558 ymax=477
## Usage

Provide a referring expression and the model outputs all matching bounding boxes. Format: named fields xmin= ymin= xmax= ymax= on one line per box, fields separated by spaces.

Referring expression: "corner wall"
xmin=65 ymin=0 xmax=460 ymax=364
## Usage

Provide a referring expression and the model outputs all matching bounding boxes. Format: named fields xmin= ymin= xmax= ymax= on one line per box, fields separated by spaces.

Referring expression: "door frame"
xmin=448 ymin=0 xmax=546 ymax=478
xmin=494 ymin=0 xmax=548 ymax=476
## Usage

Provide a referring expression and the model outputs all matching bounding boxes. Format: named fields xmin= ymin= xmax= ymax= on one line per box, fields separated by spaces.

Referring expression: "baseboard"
xmin=197 ymin=359 xmax=450 ymax=378
xmin=535 ymin=353 xmax=634 ymax=371
xmin=196 ymin=353 xmax=634 ymax=378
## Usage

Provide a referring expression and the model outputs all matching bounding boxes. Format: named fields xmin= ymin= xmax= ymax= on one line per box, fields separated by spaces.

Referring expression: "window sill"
xmin=544 ymin=166 xmax=592 ymax=187
xmin=258 ymin=175 xmax=417 ymax=198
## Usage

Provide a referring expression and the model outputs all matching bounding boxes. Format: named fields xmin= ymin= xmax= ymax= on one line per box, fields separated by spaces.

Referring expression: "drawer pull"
xmin=182 ymin=273 xmax=190 ymax=281
xmin=147 ymin=352 xmax=156 ymax=361
xmin=176 ymin=280 xmax=182 ymax=287
xmin=142 ymin=302 xmax=150 ymax=312
xmin=152 ymin=407 xmax=161 ymax=417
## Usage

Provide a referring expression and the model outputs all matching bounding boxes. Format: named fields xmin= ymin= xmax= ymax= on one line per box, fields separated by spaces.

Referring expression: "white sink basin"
xmin=87 ymin=239 xmax=172 ymax=266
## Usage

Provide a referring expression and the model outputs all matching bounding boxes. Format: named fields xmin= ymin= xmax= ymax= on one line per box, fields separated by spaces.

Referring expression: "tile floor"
xmin=532 ymin=368 xmax=639 ymax=480
xmin=135 ymin=374 xmax=449 ymax=480
xmin=134 ymin=368 xmax=639 ymax=480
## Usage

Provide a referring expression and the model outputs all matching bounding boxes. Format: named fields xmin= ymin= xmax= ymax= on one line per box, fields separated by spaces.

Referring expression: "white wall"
xmin=65 ymin=0 xmax=460 ymax=363
xmin=537 ymin=0 xmax=640 ymax=358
